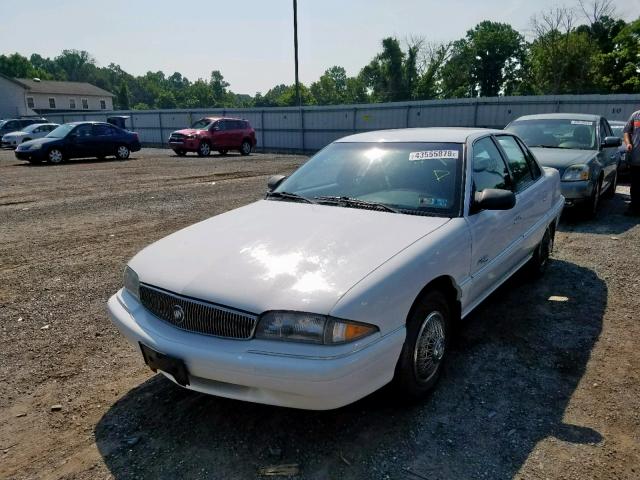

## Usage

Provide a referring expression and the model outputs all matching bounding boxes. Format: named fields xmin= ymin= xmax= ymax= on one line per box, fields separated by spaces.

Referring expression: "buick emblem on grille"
xmin=172 ymin=305 xmax=185 ymax=324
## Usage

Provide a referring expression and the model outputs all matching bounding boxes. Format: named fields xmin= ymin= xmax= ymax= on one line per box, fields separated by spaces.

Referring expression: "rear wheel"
xmin=197 ymin=141 xmax=211 ymax=157
xmin=526 ymin=226 xmax=553 ymax=278
xmin=393 ymin=290 xmax=451 ymax=399
xmin=47 ymin=148 xmax=64 ymax=165
xmin=240 ymin=140 xmax=252 ymax=156
xmin=116 ymin=145 xmax=130 ymax=160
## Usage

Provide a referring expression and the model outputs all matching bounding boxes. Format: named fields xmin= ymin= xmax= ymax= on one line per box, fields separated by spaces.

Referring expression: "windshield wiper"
xmin=531 ymin=144 xmax=561 ymax=149
xmin=265 ymin=191 xmax=317 ymax=204
xmin=315 ymin=196 xmax=400 ymax=213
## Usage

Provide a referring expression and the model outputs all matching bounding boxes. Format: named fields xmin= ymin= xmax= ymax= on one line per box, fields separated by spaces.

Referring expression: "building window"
xmin=82 ymin=98 xmax=89 ymax=109
xmin=27 ymin=97 xmax=35 ymax=109
xmin=69 ymin=98 xmax=76 ymax=109
xmin=100 ymin=99 xmax=106 ymax=110
xmin=48 ymin=98 xmax=56 ymax=109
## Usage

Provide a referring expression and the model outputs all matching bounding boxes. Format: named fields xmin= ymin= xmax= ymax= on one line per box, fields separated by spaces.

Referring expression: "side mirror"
xmin=267 ymin=175 xmax=287 ymax=191
xmin=473 ymin=188 xmax=516 ymax=212
xmin=601 ymin=136 xmax=622 ymax=148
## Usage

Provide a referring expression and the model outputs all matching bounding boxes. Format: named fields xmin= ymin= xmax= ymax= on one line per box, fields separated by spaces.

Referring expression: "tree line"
xmin=0 ymin=1 xmax=637 ymax=110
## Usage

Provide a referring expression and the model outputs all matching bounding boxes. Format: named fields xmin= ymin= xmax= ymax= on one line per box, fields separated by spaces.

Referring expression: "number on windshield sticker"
xmin=409 ymin=150 xmax=459 ymax=161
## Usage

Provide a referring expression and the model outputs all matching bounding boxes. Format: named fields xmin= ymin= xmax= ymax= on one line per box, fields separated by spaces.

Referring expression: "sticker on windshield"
xmin=419 ymin=197 xmax=448 ymax=208
xmin=571 ymin=120 xmax=593 ymax=126
xmin=409 ymin=150 xmax=459 ymax=161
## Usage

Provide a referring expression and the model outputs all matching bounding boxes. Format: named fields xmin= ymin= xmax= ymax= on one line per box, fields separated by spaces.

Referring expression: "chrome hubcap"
xmin=49 ymin=150 xmax=62 ymax=163
xmin=413 ymin=311 xmax=446 ymax=383
xmin=201 ymin=143 xmax=210 ymax=155
xmin=242 ymin=142 xmax=250 ymax=153
xmin=118 ymin=146 xmax=128 ymax=157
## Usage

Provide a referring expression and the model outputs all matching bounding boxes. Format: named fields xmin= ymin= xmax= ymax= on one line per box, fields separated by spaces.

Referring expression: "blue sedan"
xmin=15 ymin=121 xmax=141 ymax=164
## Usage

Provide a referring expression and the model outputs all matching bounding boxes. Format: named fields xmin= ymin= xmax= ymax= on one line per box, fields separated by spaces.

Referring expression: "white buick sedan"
xmin=107 ymin=128 xmax=563 ymax=410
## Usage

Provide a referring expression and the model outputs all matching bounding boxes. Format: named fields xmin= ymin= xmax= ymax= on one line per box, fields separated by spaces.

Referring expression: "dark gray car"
xmin=506 ymin=113 xmax=621 ymax=217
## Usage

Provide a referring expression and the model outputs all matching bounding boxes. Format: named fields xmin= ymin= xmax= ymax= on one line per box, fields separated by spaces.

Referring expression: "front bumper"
xmin=169 ymin=138 xmax=200 ymax=151
xmin=560 ymin=180 xmax=594 ymax=205
xmin=1 ymin=139 xmax=18 ymax=148
xmin=15 ymin=149 xmax=45 ymax=161
xmin=107 ymin=290 xmax=404 ymax=410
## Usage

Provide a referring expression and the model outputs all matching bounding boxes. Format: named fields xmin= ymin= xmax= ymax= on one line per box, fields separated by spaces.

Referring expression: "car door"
xmin=229 ymin=120 xmax=244 ymax=146
xmin=92 ymin=124 xmax=116 ymax=155
xmin=494 ymin=134 xmax=547 ymax=263
xmin=465 ymin=135 xmax=522 ymax=308
xmin=68 ymin=124 xmax=97 ymax=158
xmin=214 ymin=120 xmax=232 ymax=148
xmin=599 ymin=118 xmax=618 ymax=189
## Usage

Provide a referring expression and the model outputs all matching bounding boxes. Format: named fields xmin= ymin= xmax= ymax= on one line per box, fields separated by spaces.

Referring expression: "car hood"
xmin=172 ymin=128 xmax=204 ymax=136
xmin=3 ymin=131 xmax=26 ymax=138
xmin=129 ymin=200 xmax=450 ymax=315
xmin=530 ymin=148 xmax=597 ymax=174
xmin=17 ymin=137 xmax=58 ymax=150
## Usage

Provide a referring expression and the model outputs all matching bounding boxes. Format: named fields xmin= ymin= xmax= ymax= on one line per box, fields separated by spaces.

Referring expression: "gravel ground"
xmin=0 ymin=148 xmax=638 ymax=480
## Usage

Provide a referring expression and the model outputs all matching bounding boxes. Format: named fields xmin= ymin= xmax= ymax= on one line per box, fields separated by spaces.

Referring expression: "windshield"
xmin=0 ymin=121 xmax=6 ymax=128
xmin=507 ymin=119 xmax=597 ymax=150
xmin=23 ymin=123 xmax=43 ymax=133
xmin=46 ymin=124 xmax=75 ymax=138
xmin=273 ymin=142 xmax=463 ymax=216
xmin=191 ymin=119 xmax=212 ymax=130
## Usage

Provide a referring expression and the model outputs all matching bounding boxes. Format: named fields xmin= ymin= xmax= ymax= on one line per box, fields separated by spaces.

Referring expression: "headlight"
xmin=22 ymin=142 xmax=41 ymax=151
xmin=255 ymin=311 xmax=378 ymax=344
xmin=123 ymin=266 xmax=140 ymax=300
xmin=562 ymin=164 xmax=590 ymax=181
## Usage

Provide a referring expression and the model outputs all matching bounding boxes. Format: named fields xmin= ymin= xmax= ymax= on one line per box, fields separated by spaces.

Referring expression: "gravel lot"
xmin=1 ymin=148 xmax=639 ymax=480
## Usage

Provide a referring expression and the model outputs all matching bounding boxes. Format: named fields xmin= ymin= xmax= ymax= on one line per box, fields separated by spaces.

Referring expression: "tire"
xmin=175 ymin=149 xmax=187 ymax=157
xmin=197 ymin=141 xmax=211 ymax=157
xmin=393 ymin=290 xmax=451 ymax=400
xmin=116 ymin=145 xmax=130 ymax=160
xmin=582 ymin=178 xmax=601 ymax=219
xmin=526 ymin=226 xmax=553 ymax=278
xmin=218 ymin=149 xmax=228 ymax=156
xmin=47 ymin=148 xmax=64 ymax=165
xmin=240 ymin=140 xmax=252 ymax=156
xmin=602 ymin=171 xmax=617 ymax=200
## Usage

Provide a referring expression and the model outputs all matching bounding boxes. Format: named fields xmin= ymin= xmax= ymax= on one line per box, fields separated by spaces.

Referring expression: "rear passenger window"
xmin=515 ymin=137 xmax=542 ymax=180
xmin=472 ymin=137 xmax=510 ymax=192
xmin=93 ymin=125 xmax=114 ymax=136
xmin=496 ymin=135 xmax=535 ymax=191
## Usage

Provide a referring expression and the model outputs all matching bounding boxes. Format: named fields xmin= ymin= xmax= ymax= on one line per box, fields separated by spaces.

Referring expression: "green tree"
xmin=598 ymin=18 xmax=640 ymax=93
xmin=310 ymin=66 xmax=349 ymax=105
xmin=116 ymin=81 xmax=130 ymax=110
xmin=440 ymin=21 xmax=525 ymax=97
xmin=360 ymin=37 xmax=416 ymax=102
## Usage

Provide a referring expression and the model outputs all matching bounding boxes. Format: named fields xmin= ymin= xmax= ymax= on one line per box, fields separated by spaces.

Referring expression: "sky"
xmin=1 ymin=0 xmax=638 ymax=94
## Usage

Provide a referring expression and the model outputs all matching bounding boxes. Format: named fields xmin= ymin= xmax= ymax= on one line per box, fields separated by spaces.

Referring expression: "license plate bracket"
xmin=139 ymin=343 xmax=190 ymax=387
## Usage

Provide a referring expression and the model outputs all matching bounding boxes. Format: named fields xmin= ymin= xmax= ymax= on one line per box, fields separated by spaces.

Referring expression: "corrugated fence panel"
xmin=33 ymin=93 xmax=640 ymax=150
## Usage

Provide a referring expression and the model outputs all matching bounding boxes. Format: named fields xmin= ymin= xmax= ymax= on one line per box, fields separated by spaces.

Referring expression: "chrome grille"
xmin=139 ymin=284 xmax=258 ymax=339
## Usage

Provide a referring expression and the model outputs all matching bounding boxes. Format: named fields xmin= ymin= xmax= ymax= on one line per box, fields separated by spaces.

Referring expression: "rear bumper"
xmin=107 ymin=290 xmax=404 ymax=410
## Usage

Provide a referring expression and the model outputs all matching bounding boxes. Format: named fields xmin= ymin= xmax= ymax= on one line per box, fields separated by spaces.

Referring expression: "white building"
xmin=0 ymin=73 xmax=115 ymax=118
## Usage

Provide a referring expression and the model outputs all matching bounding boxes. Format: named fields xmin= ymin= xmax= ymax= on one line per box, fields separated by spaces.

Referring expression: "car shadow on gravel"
xmin=95 ymin=259 xmax=605 ymax=480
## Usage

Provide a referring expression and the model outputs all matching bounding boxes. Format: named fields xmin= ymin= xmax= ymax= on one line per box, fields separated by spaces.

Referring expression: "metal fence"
xmin=44 ymin=94 xmax=640 ymax=152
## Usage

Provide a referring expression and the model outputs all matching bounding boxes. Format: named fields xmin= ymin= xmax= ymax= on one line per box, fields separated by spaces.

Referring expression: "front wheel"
xmin=240 ymin=140 xmax=252 ymax=156
xmin=393 ymin=290 xmax=451 ymax=400
xmin=116 ymin=145 xmax=130 ymax=160
xmin=602 ymin=171 xmax=617 ymax=199
xmin=197 ymin=141 xmax=211 ymax=157
xmin=582 ymin=179 xmax=601 ymax=219
xmin=47 ymin=148 xmax=64 ymax=164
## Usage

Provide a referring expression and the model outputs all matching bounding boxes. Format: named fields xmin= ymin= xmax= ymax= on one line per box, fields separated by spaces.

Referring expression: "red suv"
xmin=169 ymin=117 xmax=257 ymax=157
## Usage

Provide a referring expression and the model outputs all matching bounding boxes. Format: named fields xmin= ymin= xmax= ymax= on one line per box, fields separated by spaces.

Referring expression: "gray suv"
xmin=506 ymin=113 xmax=621 ymax=217
xmin=0 ymin=117 xmax=48 ymax=138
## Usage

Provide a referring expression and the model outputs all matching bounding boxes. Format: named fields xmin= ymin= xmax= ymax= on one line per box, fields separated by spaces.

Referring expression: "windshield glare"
xmin=274 ymin=142 xmax=463 ymax=216
xmin=507 ymin=119 xmax=597 ymax=150
xmin=46 ymin=124 xmax=74 ymax=138
xmin=191 ymin=119 xmax=212 ymax=130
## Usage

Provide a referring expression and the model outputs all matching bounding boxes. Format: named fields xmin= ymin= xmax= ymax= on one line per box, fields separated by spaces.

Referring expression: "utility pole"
xmin=293 ymin=0 xmax=301 ymax=106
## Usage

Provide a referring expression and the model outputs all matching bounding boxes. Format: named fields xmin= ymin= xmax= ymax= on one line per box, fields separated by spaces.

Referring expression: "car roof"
xmin=199 ymin=117 xmax=247 ymax=122
xmin=513 ymin=113 xmax=602 ymax=122
xmin=66 ymin=121 xmax=115 ymax=126
xmin=335 ymin=127 xmax=505 ymax=143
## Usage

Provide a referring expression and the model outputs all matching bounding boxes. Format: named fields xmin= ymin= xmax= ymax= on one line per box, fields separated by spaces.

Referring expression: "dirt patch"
xmin=0 ymin=148 xmax=638 ymax=479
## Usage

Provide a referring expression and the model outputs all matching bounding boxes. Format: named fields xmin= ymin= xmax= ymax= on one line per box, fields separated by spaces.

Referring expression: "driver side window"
xmin=472 ymin=137 xmax=510 ymax=193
